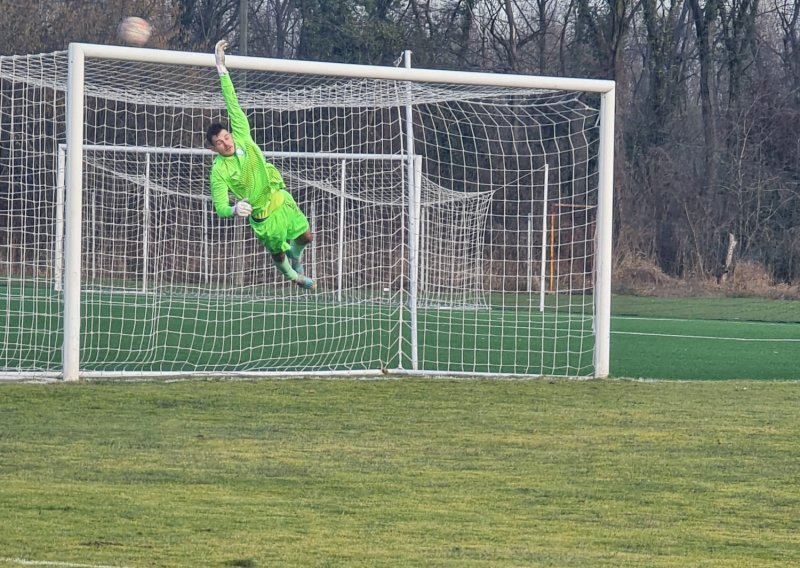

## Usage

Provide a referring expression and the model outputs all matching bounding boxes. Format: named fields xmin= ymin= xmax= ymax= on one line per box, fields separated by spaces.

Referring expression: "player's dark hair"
xmin=206 ymin=122 xmax=226 ymax=146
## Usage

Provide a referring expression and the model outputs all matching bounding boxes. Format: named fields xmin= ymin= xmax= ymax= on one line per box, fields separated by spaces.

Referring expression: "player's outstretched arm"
xmin=214 ymin=40 xmax=253 ymax=143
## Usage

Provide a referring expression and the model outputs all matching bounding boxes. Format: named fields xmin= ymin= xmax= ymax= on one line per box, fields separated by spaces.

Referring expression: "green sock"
xmin=289 ymin=240 xmax=307 ymax=259
xmin=274 ymin=256 xmax=298 ymax=280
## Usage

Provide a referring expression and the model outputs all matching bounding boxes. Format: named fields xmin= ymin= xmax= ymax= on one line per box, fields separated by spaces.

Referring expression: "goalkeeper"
xmin=206 ymin=40 xmax=315 ymax=290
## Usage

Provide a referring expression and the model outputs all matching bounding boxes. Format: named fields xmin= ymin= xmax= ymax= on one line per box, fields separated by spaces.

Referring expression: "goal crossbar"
xmin=69 ymin=43 xmax=616 ymax=93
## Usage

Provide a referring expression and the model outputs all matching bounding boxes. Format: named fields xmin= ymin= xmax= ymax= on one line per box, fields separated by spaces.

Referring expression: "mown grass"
xmin=2 ymin=378 xmax=800 ymax=567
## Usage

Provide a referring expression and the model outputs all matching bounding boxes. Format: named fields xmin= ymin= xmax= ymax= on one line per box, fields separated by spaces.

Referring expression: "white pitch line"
xmin=0 ymin=558 xmax=132 ymax=568
xmin=613 ymin=315 xmax=800 ymax=326
xmin=612 ymin=331 xmax=800 ymax=342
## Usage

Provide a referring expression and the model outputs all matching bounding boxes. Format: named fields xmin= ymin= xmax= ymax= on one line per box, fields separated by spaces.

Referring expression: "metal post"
xmin=539 ymin=163 xmax=549 ymax=312
xmin=337 ymin=160 xmax=347 ymax=302
xmin=63 ymin=44 xmax=85 ymax=382
xmin=142 ymin=153 xmax=151 ymax=293
xmin=403 ymin=50 xmax=419 ymax=371
xmin=55 ymin=146 xmax=65 ymax=292
xmin=594 ymin=89 xmax=615 ymax=378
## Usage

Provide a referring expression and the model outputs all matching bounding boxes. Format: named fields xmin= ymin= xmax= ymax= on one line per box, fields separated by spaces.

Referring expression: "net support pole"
xmin=310 ymin=201 xmax=317 ymax=280
xmin=337 ymin=160 xmax=347 ymax=303
xmin=594 ymin=89 xmax=615 ymax=378
xmin=403 ymin=50 xmax=420 ymax=371
xmin=63 ymin=44 xmax=85 ymax=382
xmin=203 ymin=200 xmax=209 ymax=287
xmin=55 ymin=146 xmax=66 ymax=293
xmin=527 ymin=213 xmax=533 ymax=293
xmin=539 ymin=163 xmax=549 ymax=312
xmin=142 ymin=153 xmax=151 ymax=293
xmin=413 ymin=155 xmax=423 ymax=271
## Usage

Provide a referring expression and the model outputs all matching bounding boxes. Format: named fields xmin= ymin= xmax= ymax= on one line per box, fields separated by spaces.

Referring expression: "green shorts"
xmin=248 ymin=190 xmax=309 ymax=254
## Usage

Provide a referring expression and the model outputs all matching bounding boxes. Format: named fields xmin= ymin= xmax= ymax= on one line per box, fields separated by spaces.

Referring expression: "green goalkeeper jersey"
xmin=210 ymin=73 xmax=285 ymax=219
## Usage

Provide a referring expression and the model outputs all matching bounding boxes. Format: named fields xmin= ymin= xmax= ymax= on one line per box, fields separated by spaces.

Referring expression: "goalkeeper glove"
xmin=232 ymin=200 xmax=252 ymax=217
xmin=215 ymin=40 xmax=228 ymax=75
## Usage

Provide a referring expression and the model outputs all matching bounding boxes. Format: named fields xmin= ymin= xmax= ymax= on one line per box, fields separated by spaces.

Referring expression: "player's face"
xmin=210 ymin=129 xmax=235 ymax=157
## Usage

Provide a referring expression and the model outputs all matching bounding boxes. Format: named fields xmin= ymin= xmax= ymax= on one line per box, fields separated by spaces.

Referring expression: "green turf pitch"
xmin=4 ymin=281 xmax=800 ymax=379
xmin=1 ymin=282 xmax=595 ymax=376
xmin=611 ymin=295 xmax=800 ymax=380
xmin=1 ymin=379 xmax=800 ymax=567
xmin=612 ymin=317 xmax=800 ymax=379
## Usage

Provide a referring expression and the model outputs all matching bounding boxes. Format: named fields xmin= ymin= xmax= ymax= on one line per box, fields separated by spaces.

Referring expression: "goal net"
xmin=0 ymin=45 xmax=614 ymax=380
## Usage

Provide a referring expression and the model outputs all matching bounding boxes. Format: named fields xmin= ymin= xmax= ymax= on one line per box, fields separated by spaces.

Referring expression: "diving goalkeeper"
xmin=206 ymin=40 xmax=315 ymax=290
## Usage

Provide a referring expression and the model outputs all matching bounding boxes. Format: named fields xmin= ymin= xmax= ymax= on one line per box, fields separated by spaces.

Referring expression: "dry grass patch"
xmin=614 ymin=256 xmax=800 ymax=300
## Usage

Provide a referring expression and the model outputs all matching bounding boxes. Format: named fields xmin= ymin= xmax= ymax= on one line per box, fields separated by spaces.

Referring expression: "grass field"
xmin=611 ymin=295 xmax=800 ymax=380
xmin=4 ymin=281 xmax=800 ymax=380
xmin=2 ymin=295 xmax=800 ymax=566
xmin=2 ymin=378 xmax=800 ymax=568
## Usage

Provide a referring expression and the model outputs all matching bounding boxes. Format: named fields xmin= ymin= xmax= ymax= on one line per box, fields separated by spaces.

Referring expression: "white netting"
xmin=0 ymin=49 xmax=603 ymax=378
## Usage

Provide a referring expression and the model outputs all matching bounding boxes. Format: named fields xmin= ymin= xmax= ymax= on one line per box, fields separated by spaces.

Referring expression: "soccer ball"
xmin=118 ymin=17 xmax=152 ymax=46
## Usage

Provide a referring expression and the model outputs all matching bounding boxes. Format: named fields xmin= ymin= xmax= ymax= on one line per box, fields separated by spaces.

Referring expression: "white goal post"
xmin=1 ymin=43 xmax=614 ymax=380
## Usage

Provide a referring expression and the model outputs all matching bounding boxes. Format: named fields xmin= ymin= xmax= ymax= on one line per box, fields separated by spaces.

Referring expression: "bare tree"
xmin=774 ymin=0 xmax=800 ymax=94
xmin=485 ymin=0 xmax=562 ymax=73
xmin=572 ymin=0 xmax=643 ymax=79
xmin=172 ymin=0 xmax=240 ymax=51
xmin=719 ymin=0 xmax=759 ymax=109
xmin=687 ymin=0 xmax=721 ymax=193
xmin=250 ymin=0 xmax=300 ymax=57
xmin=635 ymin=0 xmax=692 ymax=146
